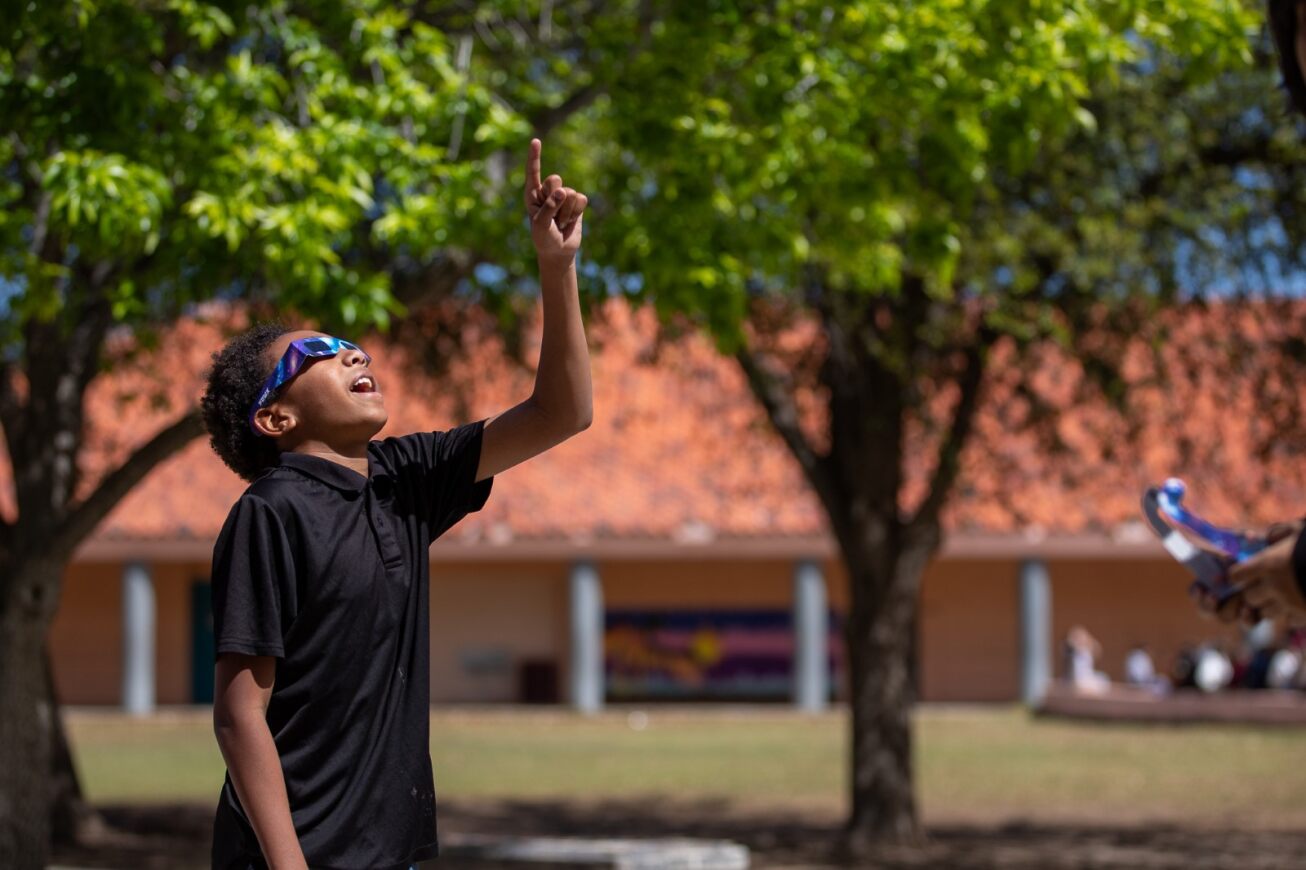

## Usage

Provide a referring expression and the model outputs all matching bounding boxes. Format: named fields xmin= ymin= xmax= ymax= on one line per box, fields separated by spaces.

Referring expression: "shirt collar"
xmin=278 ymin=448 xmax=390 ymax=493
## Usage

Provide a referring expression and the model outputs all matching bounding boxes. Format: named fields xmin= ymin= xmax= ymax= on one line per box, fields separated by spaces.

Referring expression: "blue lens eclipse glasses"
xmin=248 ymin=335 xmax=371 ymax=434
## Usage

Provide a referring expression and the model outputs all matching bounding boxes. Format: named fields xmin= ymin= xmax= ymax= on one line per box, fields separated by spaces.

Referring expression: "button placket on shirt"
xmin=365 ymin=476 xmax=406 ymax=576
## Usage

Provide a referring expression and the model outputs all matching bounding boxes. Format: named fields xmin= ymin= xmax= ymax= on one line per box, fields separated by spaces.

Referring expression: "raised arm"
xmin=476 ymin=138 xmax=593 ymax=481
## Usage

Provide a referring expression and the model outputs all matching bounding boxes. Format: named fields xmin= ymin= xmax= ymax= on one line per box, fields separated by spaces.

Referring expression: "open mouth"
xmin=350 ymin=373 xmax=380 ymax=395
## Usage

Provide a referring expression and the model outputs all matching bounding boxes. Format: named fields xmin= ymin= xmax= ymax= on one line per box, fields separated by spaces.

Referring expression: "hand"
xmin=524 ymin=138 xmax=588 ymax=270
xmin=1225 ymin=520 xmax=1306 ymax=622
xmin=1194 ymin=520 xmax=1306 ymax=624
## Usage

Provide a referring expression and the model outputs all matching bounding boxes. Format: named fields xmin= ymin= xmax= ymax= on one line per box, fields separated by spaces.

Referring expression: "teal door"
xmin=191 ymin=580 xmax=215 ymax=703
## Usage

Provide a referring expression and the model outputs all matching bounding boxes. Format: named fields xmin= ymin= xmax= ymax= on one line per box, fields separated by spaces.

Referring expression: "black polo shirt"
xmin=209 ymin=420 xmax=493 ymax=870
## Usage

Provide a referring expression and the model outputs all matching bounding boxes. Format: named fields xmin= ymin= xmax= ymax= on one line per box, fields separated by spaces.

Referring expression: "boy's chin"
xmin=359 ymin=410 xmax=388 ymax=438
xmin=333 ymin=408 xmax=388 ymax=441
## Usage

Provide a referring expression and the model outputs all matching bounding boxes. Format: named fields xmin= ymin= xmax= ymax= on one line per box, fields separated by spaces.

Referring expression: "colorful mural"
xmin=604 ymin=609 xmax=842 ymax=700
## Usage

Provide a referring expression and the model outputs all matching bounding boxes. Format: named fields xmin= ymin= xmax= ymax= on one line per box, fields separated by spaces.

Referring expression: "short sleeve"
xmin=210 ymin=494 xmax=298 ymax=658
xmin=374 ymin=419 xmax=494 ymax=542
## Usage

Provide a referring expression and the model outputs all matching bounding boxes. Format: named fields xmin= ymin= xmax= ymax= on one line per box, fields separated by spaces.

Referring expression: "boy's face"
xmin=253 ymin=330 xmax=388 ymax=446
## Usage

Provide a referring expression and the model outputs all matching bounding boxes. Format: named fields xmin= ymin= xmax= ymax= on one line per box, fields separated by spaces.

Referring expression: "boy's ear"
xmin=253 ymin=403 xmax=296 ymax=440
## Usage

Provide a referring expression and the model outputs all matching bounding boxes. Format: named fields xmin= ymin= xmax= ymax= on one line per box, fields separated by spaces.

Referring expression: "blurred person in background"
xmin=1263 ymin=627 xmax=1306 ymax=689
xmin=1064 ymin=626 xmax=1111 ymax=695
xmin=1237 ymin=619 xmax=1277 ymax=689
xmin=1124 ymin=643 xmax=1170 ymax=695
xmin=1266 ymin=642 xmax=1302 ymax=689
xmin=1172 ymin=645 xmax=1199 ymax=690
xmin=1194 ymin=643 xmax=1236 ymax=694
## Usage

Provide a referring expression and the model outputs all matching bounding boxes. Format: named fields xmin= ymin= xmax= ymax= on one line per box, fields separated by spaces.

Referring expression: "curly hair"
xmin=201 ymin=322 xmax=291 ymax=482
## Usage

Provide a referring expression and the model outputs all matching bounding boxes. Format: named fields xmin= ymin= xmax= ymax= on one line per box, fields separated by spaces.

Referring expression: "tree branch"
xmin=529 ymin=82 xmax=603 ymax=138
xmin=389 ymin=249 xmax=480 ymax=308
xmin=51 ymin=408 xmax=205 ymax=556
xmin=909 ymin=328 xmax=994 ymax=542
xmin=734 ymin=343 xmax=837 ymax=509
xmin=533 ymin=0 xmax=657 ymax=137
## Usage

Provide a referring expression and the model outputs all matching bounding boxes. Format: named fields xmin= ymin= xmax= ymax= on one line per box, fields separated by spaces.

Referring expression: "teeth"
xmin=353 ymin=376 xmax=375 ymax=392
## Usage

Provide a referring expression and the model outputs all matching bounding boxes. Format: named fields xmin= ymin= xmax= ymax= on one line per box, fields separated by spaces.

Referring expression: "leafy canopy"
xmin=0 ymin=0 xmax=529 ymax=341
xmin=568 ymin=1 xmax=1257 ymax=345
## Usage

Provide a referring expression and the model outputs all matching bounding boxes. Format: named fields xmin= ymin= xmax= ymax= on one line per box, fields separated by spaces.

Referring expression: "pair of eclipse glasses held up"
xmin=1141 ymin=478 xmax=1268 ymax=610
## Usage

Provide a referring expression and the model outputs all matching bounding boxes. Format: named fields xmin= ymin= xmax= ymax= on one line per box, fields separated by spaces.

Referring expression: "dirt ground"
xmin=49 ymin=799 xmax=1306 ymax=870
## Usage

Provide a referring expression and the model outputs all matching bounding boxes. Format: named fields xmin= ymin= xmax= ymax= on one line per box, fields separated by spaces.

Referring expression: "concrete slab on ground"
xmin=439 ymin=834 xmax=750 ymax=869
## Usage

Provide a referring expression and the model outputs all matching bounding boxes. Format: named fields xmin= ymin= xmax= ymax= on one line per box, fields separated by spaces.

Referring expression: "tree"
xmin=2 ymin=1 xmax=1290 ymax=864
xmin=553 ymin=0 xmax=1266 ymax=853
xmin=0 ymin=2 xmax=529 ymax=864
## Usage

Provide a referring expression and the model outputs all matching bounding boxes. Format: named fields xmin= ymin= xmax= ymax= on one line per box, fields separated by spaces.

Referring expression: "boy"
xmin=198 ymin=139 xmax=591 ymax=870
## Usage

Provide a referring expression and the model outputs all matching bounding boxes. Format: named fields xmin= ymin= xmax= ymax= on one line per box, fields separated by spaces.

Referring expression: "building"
xmin=31 ymin=300 xmax=1306 ymax=710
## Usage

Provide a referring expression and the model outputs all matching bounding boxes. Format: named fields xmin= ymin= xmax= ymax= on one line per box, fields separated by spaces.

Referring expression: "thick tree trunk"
xmin=841 ymin=538 xmax=932 ymax=855
xmin=0 ymin=276 xmax=204 ymax=865
xmin=47 ymin=646 xmax=103 ymax=847
xmin=0 ymin=393 xmax=202 ymax=864
xmin=740 ymin=281 xmax=986 ymax=857
xmin=0 ymin=560 xmax=62 ymax=870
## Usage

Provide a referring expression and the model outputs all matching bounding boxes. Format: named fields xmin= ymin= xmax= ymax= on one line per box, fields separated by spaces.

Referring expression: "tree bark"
xmin=841 ymin=537 xmax=933 ymax=854
xmin=0 ymin=559 xmax=63 ymax=870
xmin=737 ymin=282 xmax=989 ymax=854
xmin=0 ymin=309 xmax=204 ymax=862
xmin=47 ymin=645 xmax=102 ymax=847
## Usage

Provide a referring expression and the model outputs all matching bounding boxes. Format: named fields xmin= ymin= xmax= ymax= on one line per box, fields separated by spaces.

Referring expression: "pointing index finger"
xmin=525 ymin=138 xmax=543 ymax=202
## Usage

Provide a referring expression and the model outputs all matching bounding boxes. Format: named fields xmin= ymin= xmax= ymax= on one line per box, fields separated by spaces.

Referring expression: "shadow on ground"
xmin=50 ymin=799 xmax=1306 ymax=869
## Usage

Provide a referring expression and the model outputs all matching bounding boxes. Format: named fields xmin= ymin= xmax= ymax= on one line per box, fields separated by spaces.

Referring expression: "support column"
xmin=569 ymin=559 xmax=603 ymax=714
xmin=792 ymin=558 xmax=829 ymax=712
xmin=122 ymin=560 xmax=156 ymax=715
xmin=1019 ymin=558 xmax=1051 ymax=706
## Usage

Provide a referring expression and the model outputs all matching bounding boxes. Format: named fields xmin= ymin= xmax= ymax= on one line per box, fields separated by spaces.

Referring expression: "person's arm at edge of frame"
xmin=1199 ymin=3 xmax=1306 ymax=623
xmin=1196 ymin=521 xmax=1306 ymax=624
xmin=476 ymin=138 xmax=594 ymax=482
xmin=213 ymin=652 xmax=308 ymax=870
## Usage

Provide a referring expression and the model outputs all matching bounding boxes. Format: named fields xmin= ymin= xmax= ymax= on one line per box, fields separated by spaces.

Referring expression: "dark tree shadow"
xmin=49 ymin=799 xmax=1306 ymax=870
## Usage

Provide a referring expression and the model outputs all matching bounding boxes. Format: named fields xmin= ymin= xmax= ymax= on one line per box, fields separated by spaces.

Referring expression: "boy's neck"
xmin=286 ymin=440 xmax=370 ymax=478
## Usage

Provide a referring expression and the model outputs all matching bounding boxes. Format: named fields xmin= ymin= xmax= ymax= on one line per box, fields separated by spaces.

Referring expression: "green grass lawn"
xmin=65 ymin=706 xmax=1306 ymax=827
